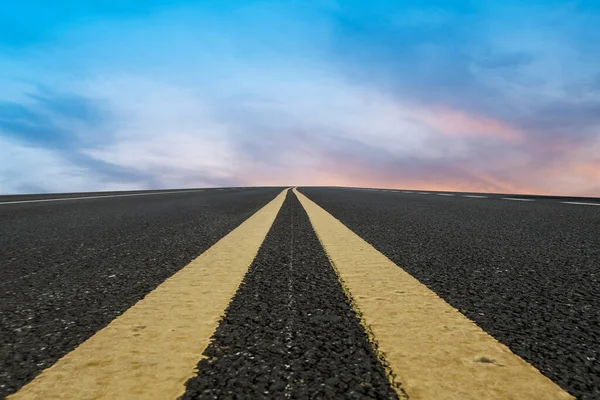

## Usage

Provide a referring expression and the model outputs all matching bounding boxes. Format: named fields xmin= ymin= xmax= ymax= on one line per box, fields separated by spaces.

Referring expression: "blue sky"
xmin=1 ymin=0 xmax=599 ymax=195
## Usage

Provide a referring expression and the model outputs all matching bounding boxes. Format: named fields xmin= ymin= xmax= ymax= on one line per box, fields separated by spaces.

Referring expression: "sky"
xmin=1 ymin=0 xmax=599 ymax=195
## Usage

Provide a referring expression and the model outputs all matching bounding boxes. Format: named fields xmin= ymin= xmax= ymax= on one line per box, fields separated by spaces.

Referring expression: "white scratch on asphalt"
xmin=436 ymin=193 xmax=455 ymax=196
xmin=283 ymin=198 xmax=295 ymax=398
xmin=463 ymin=195 xmax=488 ymax=198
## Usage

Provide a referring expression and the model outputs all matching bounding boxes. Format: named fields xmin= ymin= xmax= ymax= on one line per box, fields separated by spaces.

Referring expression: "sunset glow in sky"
xmin=1 ymin=0 xmax=599 ymax=195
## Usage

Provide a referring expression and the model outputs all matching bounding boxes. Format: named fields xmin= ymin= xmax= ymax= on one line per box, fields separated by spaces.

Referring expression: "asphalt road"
xmin=0 ymin=187 xmax=282 ymax=398
xmin=300 ymin=187 xmax=600 ymax=400
xmin=2 ymin=186 xmax=599 ymax=399
xmin=182 ymin=191 xmax=397 ymax=399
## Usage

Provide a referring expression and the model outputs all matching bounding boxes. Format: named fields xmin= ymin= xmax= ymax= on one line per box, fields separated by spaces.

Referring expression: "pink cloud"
xmin=571 ymin=162 xmax=600 ymax=181
xmin=414 ymin=106 xmax=522 ymax=142
xmin=240 ymin=144 xmax=600 ymax=197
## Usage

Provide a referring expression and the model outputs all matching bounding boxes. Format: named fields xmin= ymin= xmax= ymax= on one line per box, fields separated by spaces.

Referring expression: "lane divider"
xmin=0 ymin=189 xmax=208 ymax=205
xmin=502 ymin=197 xmax=535 ymax=202
xmin=561 ymin=201 xmax=600 ymax=206
xmin=294 ymin=188 xmax=573 ymax=400
xmin=9 ymin=189 xmax=289 ymax=400
xmin=396 ymin=191 xmax=599 ymax=206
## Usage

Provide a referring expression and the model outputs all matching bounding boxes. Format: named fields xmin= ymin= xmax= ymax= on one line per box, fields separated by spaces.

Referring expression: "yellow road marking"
xmin=10 ymin=189 xmax=289 ymax=400
xmin=294 ymin=188 xmax=573 ymax=400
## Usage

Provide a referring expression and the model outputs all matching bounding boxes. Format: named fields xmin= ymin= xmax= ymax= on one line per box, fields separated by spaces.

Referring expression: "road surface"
xmin=1 ymin=187 xmax=598 ymax=399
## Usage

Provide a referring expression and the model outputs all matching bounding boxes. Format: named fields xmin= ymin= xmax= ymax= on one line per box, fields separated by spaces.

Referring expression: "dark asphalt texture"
xmin=182 ymin=191 xmax=398 ymax=400
xmin=300 ymin=187 xmax=600 ymax=400
xmin=0 ymin=187 xmax=282 ymax=398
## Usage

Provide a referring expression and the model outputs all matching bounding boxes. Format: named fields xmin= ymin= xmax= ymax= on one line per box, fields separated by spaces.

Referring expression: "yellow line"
xmin=294 ymin=188 xmax=573 ymax=400
xmin=10 ymin=189 xmax=289 ymax=400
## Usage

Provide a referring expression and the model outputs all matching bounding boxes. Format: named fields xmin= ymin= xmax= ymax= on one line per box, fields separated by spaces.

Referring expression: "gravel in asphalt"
xmin=0 ymin=188 xmax=282 ymax=398
xmin=181 ymin=191 xmax=398 ymax=400
xmin=300 ymin=187 xmax=600 ymax=400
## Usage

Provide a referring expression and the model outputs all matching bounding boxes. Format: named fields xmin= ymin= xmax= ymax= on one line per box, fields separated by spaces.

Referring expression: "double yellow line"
xmin=10 ymin=188 xmax=572 ymax=399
